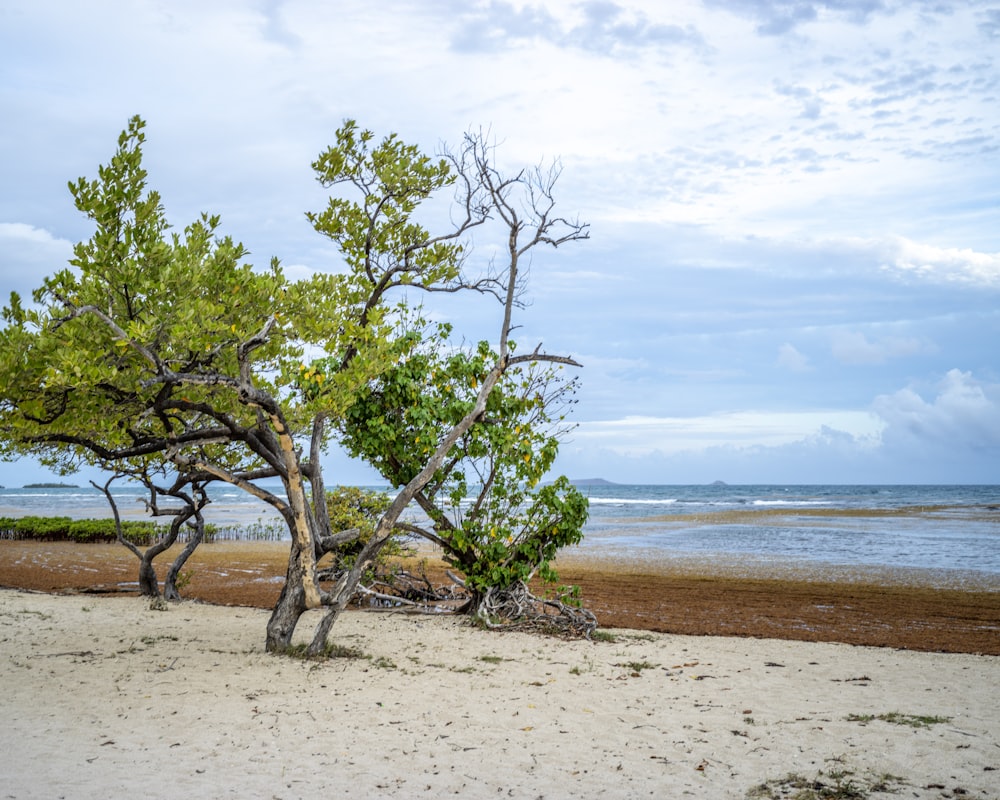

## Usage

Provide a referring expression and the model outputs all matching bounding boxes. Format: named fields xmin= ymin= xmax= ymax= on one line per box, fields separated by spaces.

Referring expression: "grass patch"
xmin=616 ymin=660 xmax=658 ymax=673
xmin=845 ymin=712 xmax=951 ymax=728
xmin=281 ymin=642 xmax=364 ymax=661
xmin=747 ymin=769 xmax=905 ymax=799
xmin=479 ymin=654 xmax=506 ymax=664
xmin=589 ymin=629 xmax=616 ymax=643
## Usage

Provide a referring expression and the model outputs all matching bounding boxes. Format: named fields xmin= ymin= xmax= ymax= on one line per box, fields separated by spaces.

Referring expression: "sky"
xmin=1 ymin=0 xmax=998 ymax=486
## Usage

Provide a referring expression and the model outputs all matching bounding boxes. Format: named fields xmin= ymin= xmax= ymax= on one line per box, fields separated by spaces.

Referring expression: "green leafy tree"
xmin=339 ymin=144 xmax=595 ymax=635
xmin=0 ymin=118 xmax=589 ymax=652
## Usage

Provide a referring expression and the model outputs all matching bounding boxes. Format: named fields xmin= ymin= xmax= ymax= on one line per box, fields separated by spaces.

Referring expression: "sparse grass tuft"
xmin=589 ymin=629 xmax=616 ymax=643
xmin=616 ymin=660 xmax=658 ymax=673
xmin=281 ymin=642 xmax=364 ymax=661
xmin=845 ymin=712 xmax=951 ymax=728
xmin=746 ymin=768 xmax=905 ymax=799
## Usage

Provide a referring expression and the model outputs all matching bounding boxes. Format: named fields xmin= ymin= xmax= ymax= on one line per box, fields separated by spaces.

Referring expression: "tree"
xmin=0 ymin=117 xmax=589 ymax=653
xmin=341 ymin=332 xmax=595 ymax=635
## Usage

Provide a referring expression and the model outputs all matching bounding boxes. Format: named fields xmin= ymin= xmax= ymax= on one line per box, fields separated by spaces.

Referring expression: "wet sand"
xmin=1 ymin=540 xmax=998 ymax=654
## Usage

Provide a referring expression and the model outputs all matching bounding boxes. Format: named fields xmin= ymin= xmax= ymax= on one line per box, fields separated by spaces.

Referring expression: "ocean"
xmin=2 ymin=482 xmax=998 ymax=586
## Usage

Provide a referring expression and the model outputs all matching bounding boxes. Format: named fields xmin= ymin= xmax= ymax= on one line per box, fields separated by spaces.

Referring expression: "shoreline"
xmin=2 ymin=540 xmax=998 ymax=655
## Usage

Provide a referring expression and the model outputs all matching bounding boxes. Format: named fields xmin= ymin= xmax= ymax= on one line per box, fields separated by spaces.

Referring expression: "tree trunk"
xmin=163 ymin=522 xmax=204 ymax=601
xmin=266 ymin=540 xmax=309 ymax=652
xmin=305 ymin=530 xmax=393 ymax=656
xmin=137 ymin=554 xmax=160 ymax=598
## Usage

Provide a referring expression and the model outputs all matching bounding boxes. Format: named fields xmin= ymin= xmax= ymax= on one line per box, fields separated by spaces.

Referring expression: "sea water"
xmin=2 ymin=482 xmax=998 ymax=582
xmin=577 ymin=484 xmax=1000 ymax=579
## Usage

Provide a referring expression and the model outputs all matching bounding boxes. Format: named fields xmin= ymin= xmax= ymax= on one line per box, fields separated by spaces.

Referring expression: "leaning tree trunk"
xmin=163 ymin=516 xmax=205 ymax=601
xmin=266 ymin=539 xmax=311 ymax=652
xmin=305 ymin=523 xmax=399 ymax=656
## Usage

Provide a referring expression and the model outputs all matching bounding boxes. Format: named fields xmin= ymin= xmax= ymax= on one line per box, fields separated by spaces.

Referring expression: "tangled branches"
xmin=474 ymin=581 xmax=598 ymax=639
xmin=320 ymin=562 xmax=598 ymax=638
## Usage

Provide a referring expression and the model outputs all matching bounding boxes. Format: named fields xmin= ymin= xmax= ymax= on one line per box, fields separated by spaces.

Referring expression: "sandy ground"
xmin=1 ymin=588 xmax=998 ymax=799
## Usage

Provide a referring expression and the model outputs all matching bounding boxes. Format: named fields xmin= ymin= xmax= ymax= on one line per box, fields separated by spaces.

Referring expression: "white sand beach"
xmin=1 ymin=588 xmax=997 ymax=799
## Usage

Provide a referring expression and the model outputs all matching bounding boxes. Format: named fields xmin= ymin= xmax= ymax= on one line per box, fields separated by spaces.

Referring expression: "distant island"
xmin=22 ymin=482 xmax=80 ymax=489
xmin=570 ymin=478 xmax=618 ymax=486
xmin=711 ymin=480 xmax=728 ymax=486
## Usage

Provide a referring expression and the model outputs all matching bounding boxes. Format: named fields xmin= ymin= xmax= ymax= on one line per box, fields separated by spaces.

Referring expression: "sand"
xmin=1 ymin=588 xmax=998 ymax=799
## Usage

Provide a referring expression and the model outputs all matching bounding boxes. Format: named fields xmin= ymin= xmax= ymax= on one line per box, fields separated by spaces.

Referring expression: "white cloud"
xmin=0 ymin=223 xmax=74 ymax=300
xmin=873 ymin=369 xmax=1000 ymax=452
xmin=882 ymin=237 xmax=1000 ymax=287
xmin=572 ymin=410 xmax=883 ymax=456
xmin=777 ymin=342 xmax=811 ymax=372
xmin=830 ymin=330 xmax=928 ymax=366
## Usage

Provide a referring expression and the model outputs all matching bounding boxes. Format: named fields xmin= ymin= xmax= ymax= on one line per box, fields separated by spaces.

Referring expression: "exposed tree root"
xmin=473 ymin=581 xmax=598 ymax=639
xmin=319 ymin=564 xmax=597 ymax=638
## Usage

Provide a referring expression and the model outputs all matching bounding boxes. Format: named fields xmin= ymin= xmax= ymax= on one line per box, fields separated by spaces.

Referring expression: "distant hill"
xmin=569 ymin=478 xmax=618 ymax=486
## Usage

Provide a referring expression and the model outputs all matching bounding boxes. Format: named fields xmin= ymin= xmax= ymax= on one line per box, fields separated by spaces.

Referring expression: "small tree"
xmin=0 ymin=118 xmax=590 ymax=652
xmin=339 ymin=137 xmax=595 ymax=635
xmin=341 ymin=341 xmax=595 ymax=634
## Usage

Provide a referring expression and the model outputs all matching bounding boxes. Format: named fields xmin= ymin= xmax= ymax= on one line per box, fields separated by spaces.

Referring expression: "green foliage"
xmin=0 ymin=515 xmax=167 ymax=544
xmin=322 ymin=486 xmax=407 ymax=568
xmin=0 ymin=116 xmax=589 ymax=645
xmin=0 ymin=116 xmax=471 ymax=544
xmin=340 ymin=338 xmax=588 ymax=599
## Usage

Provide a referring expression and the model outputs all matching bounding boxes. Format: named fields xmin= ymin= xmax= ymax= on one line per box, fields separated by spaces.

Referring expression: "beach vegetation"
xmin=746 ymin=768 xmax=906 ymax=799
xmin=845 ymin=712 xmax=951 ymax=728
xmin=617 ymin=659 xmax=658 ymax=673
xmin=0 ymin=116 xmax=588 ymax=653
xmin=0 ymin=515 xmax=177 ymax=545
xmin=282 ymin=641 xmax=364 ymax=662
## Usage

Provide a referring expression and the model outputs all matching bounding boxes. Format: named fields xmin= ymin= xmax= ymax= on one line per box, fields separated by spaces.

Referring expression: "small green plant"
xmin=174 ymin=569 xmax=194 ymax=591
xmin=590 ymin=629 xmax=616 ymax=643
xmin=569 ymin=655 xmax=596 ymax=675
xmin=370 ymin=655 xmax=397 ymax=670
xmin=845 ymin=712 xmax=951 ymax=728
xmin=282 ymin=642 xmax=364 ymax=661
xmin=479 ymin=654 xmax=505 ymax=664
xmin=617 ymin=660 xmax=658 ymax=674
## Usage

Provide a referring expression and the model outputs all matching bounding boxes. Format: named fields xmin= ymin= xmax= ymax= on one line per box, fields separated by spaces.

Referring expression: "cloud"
xmin=0 ymin=223 xmax=74 ymax=301
xmin=571 ymin=410 xmax=883 ymax=457
xmin=873 ymin=369 xmax=1000 ymax=453
xmin=703 ymin=0 xmax=886 ymax=35
xmin=450 ymin=1 xmax=704 ymax=56
xmin=977 ymin=8 xmax=1000 ymax=39
xmin=881 ymin=237 xmax=1000 ymax=287
xmin=777 ymin=343 xmax=811 ymax=372
xmin=830 ymin=330 xmax=929 ymax=365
